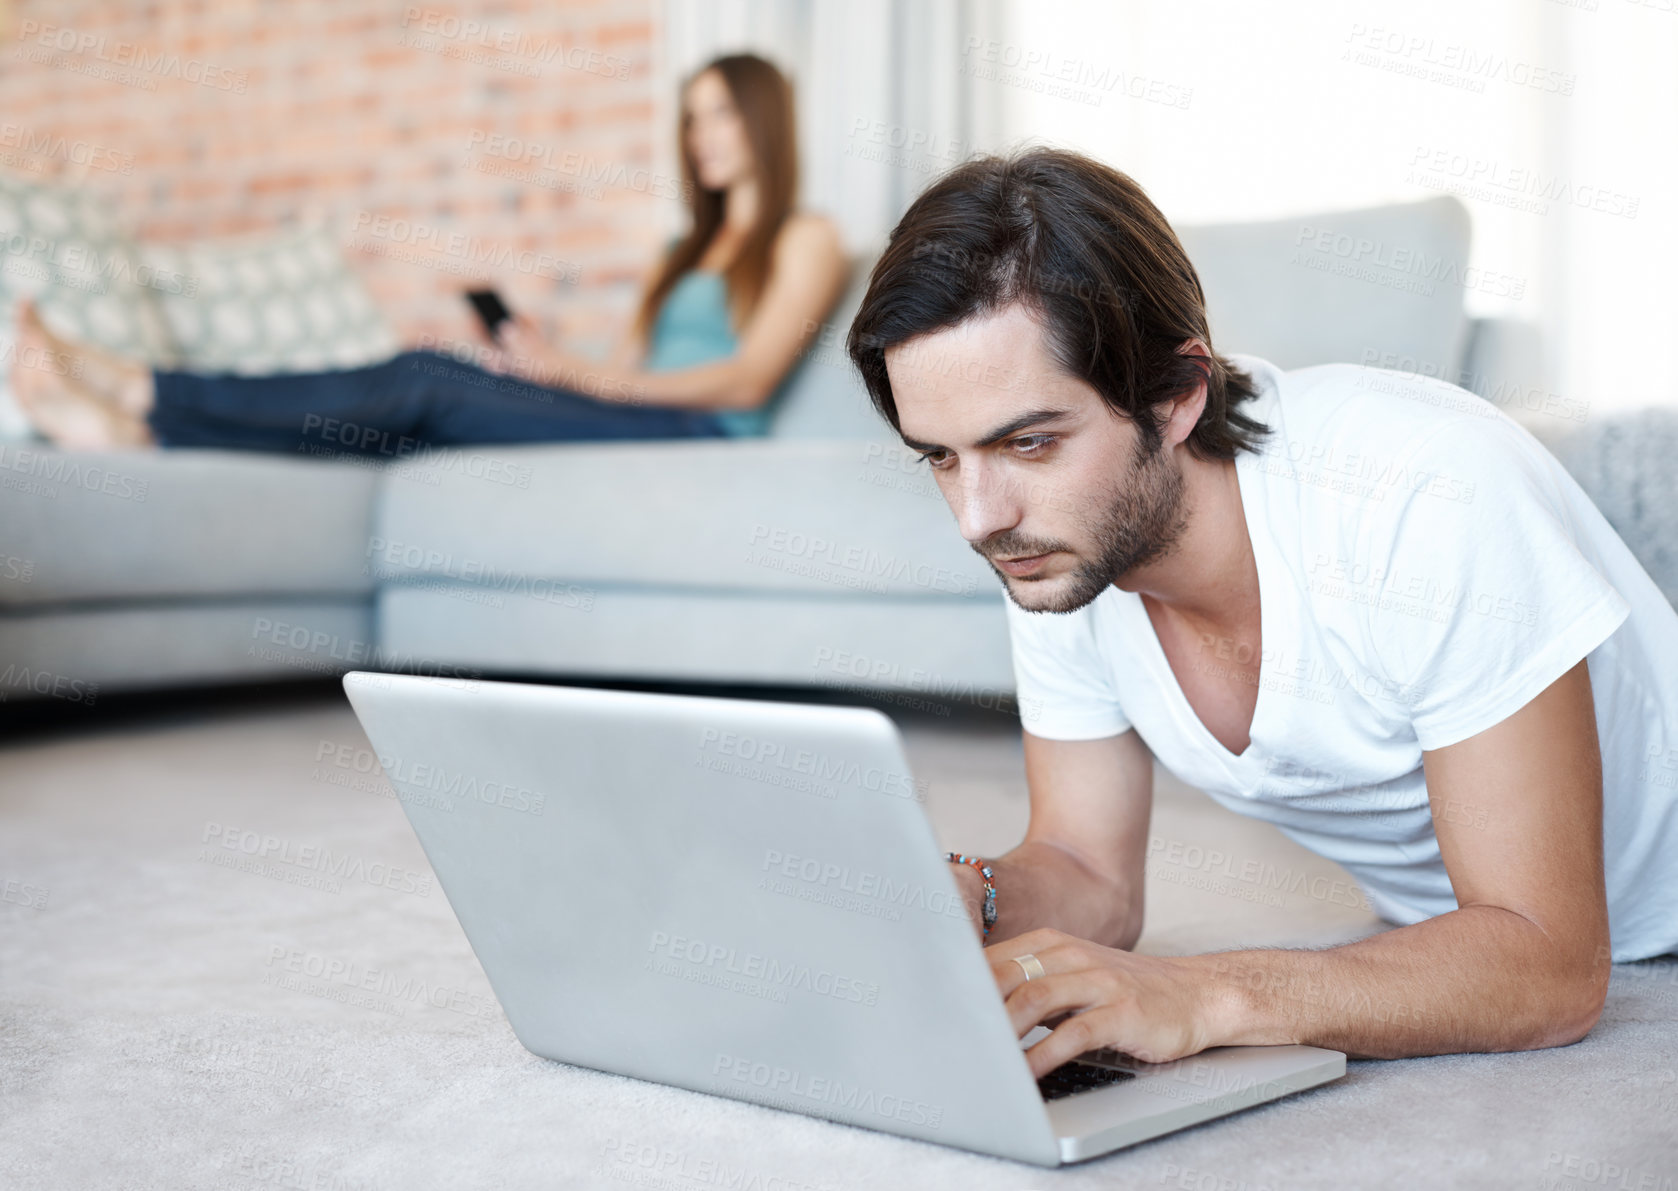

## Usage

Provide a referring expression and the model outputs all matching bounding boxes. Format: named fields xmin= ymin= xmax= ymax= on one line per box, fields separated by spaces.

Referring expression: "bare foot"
xmin=13 ymin=304 xmax=153 ymax=449
xmin=15 ymin=299 xmax=154 ymax=416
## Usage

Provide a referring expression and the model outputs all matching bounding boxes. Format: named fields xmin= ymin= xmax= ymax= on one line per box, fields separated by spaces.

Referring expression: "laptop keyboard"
xmin=1036 ymin=1048 xmax=1139 ymax=1101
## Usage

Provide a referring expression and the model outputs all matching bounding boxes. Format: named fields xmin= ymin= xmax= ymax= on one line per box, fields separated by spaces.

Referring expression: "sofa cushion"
xmin=377 ymin=584 xmax=1014 ymax=692
xmin=1178 ymin=195 xmax=1473 ymax=376
xmin=0 ymin=600 xmax=375 ymax=697
xmin=369 ymin=438 xmax=992 ymax=601
xmin=766 ymin=258 xmax=889 ymax=439
xmin=0 ymin=170 xmax=177 ymax=440
xmin=767 ymin=197 xmax=1475 ymax=440
xmin=0 ymin=447 xmax=380 ymax=608
xmin=136 ymin=222 xmax=398 ymax=375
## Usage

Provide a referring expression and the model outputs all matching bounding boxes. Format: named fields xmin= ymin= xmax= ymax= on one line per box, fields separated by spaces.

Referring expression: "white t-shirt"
xmin=1006 ymin=354 xmax=1678 ymax=962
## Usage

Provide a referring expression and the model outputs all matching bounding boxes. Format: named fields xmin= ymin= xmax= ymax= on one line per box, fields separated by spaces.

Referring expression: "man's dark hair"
xmin=846 ymin=147 xmax=1268 ymax=461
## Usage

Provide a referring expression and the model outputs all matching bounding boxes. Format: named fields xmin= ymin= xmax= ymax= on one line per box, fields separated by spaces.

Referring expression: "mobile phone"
xmin=465 ymin=288 xmax=513 ymax=340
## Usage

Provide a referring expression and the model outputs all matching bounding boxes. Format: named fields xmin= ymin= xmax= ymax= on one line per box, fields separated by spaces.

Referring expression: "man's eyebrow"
xmin=899 ymin=407 xmax=1077 ymax=454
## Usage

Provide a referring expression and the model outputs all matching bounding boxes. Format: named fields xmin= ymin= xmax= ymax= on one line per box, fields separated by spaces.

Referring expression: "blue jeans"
xmin=147 ymin=350 xmax=730 ymax=454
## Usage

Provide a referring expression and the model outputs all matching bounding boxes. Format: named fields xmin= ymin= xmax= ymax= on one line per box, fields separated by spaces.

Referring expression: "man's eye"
xmin=915 ymin=450 xmax=951 ymax=468
xmin=1013 ymin=435 xmax=1056 ymax=455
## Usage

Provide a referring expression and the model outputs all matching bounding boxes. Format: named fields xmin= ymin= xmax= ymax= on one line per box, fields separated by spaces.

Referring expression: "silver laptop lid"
xmin=342 ymin=672 xmax=1062 ymax=1165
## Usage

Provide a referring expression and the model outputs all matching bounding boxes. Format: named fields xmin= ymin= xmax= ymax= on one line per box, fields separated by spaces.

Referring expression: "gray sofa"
xmin=7 ymin=195 xmax=1635 ymax=705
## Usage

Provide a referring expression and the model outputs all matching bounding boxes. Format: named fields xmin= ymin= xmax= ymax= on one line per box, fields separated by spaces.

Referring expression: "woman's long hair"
xmin=633 ymin=53 xmax=798 ymax=339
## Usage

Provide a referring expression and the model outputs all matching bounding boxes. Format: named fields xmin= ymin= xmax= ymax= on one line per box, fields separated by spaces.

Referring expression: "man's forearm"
xmin=1189 ymin=904 xmax=1608 ymax=1058
xmin=956 ymin=840 xmax=1143 ymax=950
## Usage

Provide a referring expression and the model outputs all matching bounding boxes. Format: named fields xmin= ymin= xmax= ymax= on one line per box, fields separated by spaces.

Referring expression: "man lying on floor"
xmin=845 ymin=147 xmax=1678 ymax=1074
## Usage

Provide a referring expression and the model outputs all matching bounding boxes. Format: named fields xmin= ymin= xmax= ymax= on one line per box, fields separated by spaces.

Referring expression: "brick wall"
xmin=0 ymin=0 xmax=675 ymax=353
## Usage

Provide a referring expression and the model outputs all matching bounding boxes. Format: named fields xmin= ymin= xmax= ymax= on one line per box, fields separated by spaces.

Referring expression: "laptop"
xmin=342 ymin=671 xmax=1344 ymax=1166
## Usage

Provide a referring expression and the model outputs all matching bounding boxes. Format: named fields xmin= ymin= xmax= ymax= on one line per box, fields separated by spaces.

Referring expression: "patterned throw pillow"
xmin=0 ymin=169 xmax=178 ymax=440
xmin=136 ymin=223 xmax=398 ymax=376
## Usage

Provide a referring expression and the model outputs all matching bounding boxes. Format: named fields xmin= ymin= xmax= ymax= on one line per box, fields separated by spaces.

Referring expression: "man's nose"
xmin=950 ymin=464 xmax=1020 ymax=545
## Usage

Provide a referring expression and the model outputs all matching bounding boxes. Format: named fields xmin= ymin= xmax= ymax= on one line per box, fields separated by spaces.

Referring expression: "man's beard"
xmin=981 ymin=436 xmax=1188 ymax=614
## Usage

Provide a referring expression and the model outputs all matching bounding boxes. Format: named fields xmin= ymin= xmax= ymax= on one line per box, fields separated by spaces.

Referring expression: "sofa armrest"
xmin=1549 ymin=408 xmax=1678 ymax=610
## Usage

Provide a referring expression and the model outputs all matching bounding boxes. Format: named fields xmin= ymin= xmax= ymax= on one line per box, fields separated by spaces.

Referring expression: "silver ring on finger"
xmin=1012 ymin=953 xmax=1046 ymax=982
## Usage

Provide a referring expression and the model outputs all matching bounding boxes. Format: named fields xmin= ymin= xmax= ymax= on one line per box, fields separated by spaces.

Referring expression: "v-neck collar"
xmin=1120 ymin=402 xmax=1281 ymax=781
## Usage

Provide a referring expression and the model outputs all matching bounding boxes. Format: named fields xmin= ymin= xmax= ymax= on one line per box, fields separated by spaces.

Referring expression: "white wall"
xmin=983 ymin=0 xmax=1678 ymax=416
xmin=657 ymin=0 xmax=1009 ymax=256
xmin=659 ymin=0 xmax=1678 ymax=417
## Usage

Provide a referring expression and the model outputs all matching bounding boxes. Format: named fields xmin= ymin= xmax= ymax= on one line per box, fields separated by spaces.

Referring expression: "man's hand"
xmin=987 ymin=928 xmax=1226 ymax=1076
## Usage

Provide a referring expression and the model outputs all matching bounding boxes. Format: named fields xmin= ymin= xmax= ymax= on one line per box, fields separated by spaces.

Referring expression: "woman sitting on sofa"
xmin=12 ymin=53 xmax=846 ymax=453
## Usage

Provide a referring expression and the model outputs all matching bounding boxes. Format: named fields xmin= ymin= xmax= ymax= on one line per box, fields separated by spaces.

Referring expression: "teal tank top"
xmin=642 ymin=270 xmax=770 ymax=438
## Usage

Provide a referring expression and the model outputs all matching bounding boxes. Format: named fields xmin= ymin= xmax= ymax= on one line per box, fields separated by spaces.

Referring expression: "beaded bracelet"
xmin=945 ymin=852 xmax=997 ymax=939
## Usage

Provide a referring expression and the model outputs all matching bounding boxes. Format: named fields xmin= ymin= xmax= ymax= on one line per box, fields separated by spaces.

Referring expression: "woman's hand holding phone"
xmin=481 ymin=313 xmax=562 ymax=385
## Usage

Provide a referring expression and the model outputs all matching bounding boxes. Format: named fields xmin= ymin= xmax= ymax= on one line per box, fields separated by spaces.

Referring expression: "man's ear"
xmin=1151 ymin=338 xmax=1211 ymax=449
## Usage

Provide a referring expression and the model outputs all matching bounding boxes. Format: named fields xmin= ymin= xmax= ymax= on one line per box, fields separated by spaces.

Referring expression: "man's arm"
xmin=1205 ymin=656 xmax=1610 ymax=1055
xmin=950 ymin=727 xmax=1154 ymax=950
xmin=990 ymin=659 xmax=1612 ymax=1073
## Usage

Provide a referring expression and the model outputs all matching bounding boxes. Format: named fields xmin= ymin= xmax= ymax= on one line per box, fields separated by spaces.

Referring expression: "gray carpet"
xmin=1 ymin=691 xmax=1674 ymax=1190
